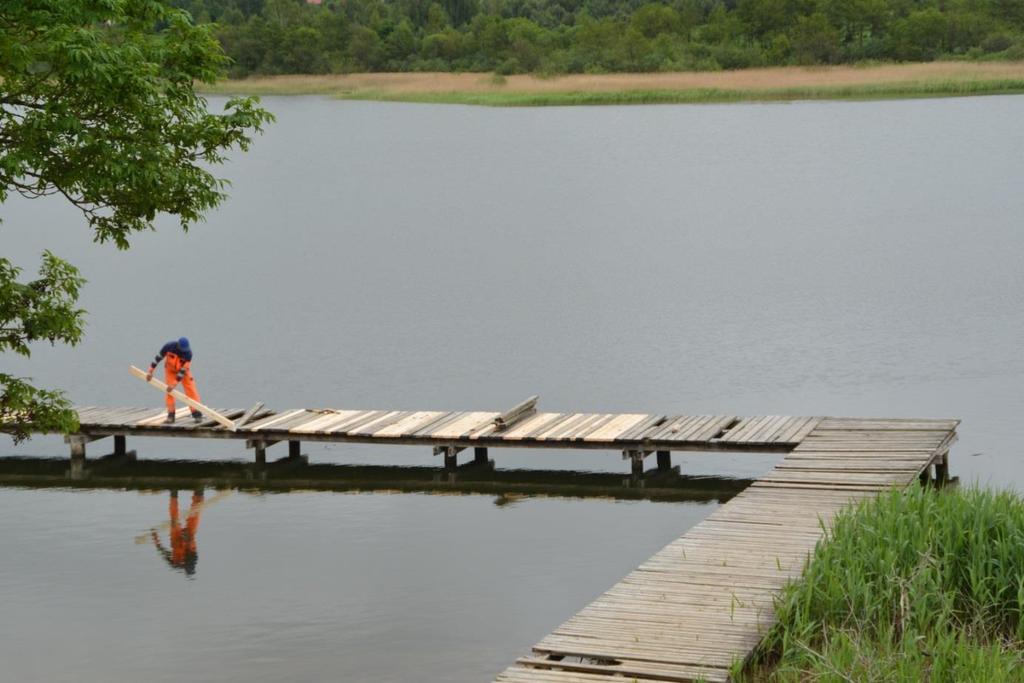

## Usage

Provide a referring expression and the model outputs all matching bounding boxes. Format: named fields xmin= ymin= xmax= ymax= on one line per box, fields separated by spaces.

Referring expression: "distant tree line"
xmin=171 ymin=0 xmax=1024 ymax=75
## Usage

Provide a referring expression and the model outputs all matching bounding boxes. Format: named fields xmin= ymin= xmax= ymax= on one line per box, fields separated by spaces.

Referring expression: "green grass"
xmin=741 ymin=486 xmax=1024 ymax=682
xmin=200 ymin=78 xmax=1024 ymax=106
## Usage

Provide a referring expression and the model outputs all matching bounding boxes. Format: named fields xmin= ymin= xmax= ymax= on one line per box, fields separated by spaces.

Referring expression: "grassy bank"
xmin=199 ymin=62 xmax=1024 ymax=106
xmin=742 ymin=486 xmax=1024 ymax=681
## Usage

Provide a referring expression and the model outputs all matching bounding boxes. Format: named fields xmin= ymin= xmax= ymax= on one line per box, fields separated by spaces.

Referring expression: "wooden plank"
xmin=325 ymin=410 xmax=387 ymax=434
xmin=430 ymin=411 xmax=498 ymax=439
xmin=268 ymin=410 xmax=324 ymax=432
xmin=409 ymin=411 xmax=464 ymax=437
xmin=373 ymin=411 xmax=446 ymax=438
xmin=570 ymin=414 xmax=619 ymax=441
xmin=246 ymin=409 xmax=304 ymax=431
xmin=493 ymin=395 xmax=539 ymax=431
xmin=354 ymin=411 xmax=415 ymax=436
xmin=234 ymin=402 xmax=265 ymax=429
xmin=499 ymin=413 xmax=562 ymax=440
xmin=717 ymin=415 xmax=763 ymax=443
xmin=290 ymin=409 xmax=362 ymax=434
xmin=555 ymin=414 xmax=605 ymax=440
xmin=618 ymin=414 xmax=669 ymax=441
xmin=330 ymin=410 xmax=392 ymax=435
xmin=584 ymin=414 xmax=649 ymax=442
xmin=129 ymin=365 xmax=236 ymax=430
xmin=647 ymin=415 xmax=699 ymax=441
xmin=536 ymin=413 xmax=590 ymax=441
xmin=689 ymin=415 xmax=736 ymax=442
xmin=744 ymin=415 xmax=789 ymax=443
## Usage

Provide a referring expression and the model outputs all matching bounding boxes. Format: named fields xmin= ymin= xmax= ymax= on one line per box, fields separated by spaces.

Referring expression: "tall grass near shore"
xmin=745 ymin=486 xmax=1024 ymax=681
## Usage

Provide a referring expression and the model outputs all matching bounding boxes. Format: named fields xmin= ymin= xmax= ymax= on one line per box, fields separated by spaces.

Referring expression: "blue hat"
xmin=178 ymin=337 xmax=190 ymax=350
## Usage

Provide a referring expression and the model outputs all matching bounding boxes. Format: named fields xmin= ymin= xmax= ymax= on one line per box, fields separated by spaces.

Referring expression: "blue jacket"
xmin=156 ymin=340 xmax=193 ymax=364
xmin=151 ymin=341 xmax=194 ymax=381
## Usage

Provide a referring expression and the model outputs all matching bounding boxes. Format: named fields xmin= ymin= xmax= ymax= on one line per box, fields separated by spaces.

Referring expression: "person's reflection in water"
xmin=152 ymin=490 xmax=203 ymax=576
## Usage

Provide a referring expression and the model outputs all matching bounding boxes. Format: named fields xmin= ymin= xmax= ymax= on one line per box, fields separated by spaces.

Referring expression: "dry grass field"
xmin=201 ymin=61 xmax=1024 ymax=105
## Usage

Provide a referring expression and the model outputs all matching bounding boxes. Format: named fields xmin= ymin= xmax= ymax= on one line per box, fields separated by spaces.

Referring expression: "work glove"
xmin=146 ymin=365 xmax=155 ymax=382
xmin=166 ymin=384 xmax=175 ymax=394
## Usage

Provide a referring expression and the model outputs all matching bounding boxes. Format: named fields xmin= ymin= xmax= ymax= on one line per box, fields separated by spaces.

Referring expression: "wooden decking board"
xmin=264 ymin=410 xmax=319 ymax=432
xmin=686 ymin=415 xmax=732 ymax=442
xmin=430 ymin=411 xmax=498 ymax=439
xmin=290 ymin=409 xmax=362 ymax=434
xmin=409 ymin=411 xmax=463 ymax=437
xmin=372 ymin=411 xmax=443 ymax=438
xmin=244 ymin=409 xmax=298 ymax=431
xmin=313 ymin=409 xmax=369 ymax=434
xmin=331 ymin=410 xmax=392 ymax=435
xmin=354 ymin=411 xmax=414 ymax=437
xmin=529 ymin=413 xmax=576 ymax=440
xmin=661 ymin=415 xmax=711 ymax=441
xmin=569 ymin=414 xmax=618 ymax=441
xmin=585 ymin=414 xmax=649 ymax=442
xmin=560 ymin=414 xmax=608 ymax=440
xmin=618 ymin=414 xmax=669 ymax=442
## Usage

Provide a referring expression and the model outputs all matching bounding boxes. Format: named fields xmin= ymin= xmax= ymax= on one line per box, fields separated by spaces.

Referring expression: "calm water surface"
xmin=3 ymin=94 xmax=1024 ymax=681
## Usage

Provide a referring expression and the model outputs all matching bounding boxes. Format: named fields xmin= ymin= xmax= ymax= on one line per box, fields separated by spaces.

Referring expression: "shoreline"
xmin=199 ymin=62 xmax=1024 ymax=105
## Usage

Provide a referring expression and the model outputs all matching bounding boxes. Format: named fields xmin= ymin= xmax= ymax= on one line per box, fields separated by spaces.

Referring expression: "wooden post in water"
xmin=114 ymin=435 xmax=127 ymax=457
xmin=66 ymin=434 xmax=97 ymax=479
xmin=288 ymin=440 xmax=301 ymax=459
xmin=625 ymin=450 xmax=645 ymax=478
xmin=656 ymin=450 xmax=671 ymax=471
xmin=254 ymin=442 xmax=267 ymax=466
xmin=474 ymin=447 xmax=489 ymax=465
xmin=934 ymin=451 xmax=950 ymax=484
xmin=444 ymin=446 xmax=459 ymax=471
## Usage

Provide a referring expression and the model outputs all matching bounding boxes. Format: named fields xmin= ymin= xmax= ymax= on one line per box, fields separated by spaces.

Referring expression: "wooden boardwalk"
xmin=494 ymin=417 xmax=958 ymax=683
xmin=35 ymin=405 xmax=957 ymax=679
xmin=67 ymin=403 xmax=823 ymax=471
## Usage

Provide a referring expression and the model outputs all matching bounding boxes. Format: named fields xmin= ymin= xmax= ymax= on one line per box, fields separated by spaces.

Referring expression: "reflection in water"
xmin=0 ymin=456 xmax=754 ymax=504
xmin=152 ymin=491 xmax=203 ymax=577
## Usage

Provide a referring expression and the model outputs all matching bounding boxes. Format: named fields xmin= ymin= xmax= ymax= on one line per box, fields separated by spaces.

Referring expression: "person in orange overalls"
xmin=152 ymin=490 xmax=203 ymax=576
xmin=146 ymin=337 xmax=202 ymax=423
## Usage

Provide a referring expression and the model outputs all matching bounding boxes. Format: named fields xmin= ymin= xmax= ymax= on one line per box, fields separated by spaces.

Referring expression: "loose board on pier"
xmin=128 ymin=365 xmax=236 ymax=431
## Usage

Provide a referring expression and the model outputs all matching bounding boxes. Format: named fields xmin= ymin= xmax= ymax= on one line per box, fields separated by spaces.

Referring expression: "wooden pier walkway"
xmin=24 ymin=403 xmax=956 ymax=680
xmin=66 ymin=401 xmax=824 ymax=472
xmin=495 ymin=417 xmax=958 ymax=683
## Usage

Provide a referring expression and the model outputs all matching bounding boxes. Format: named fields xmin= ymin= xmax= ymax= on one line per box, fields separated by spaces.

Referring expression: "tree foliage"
xmin=180 ymin=0 xmax=1024 ymax=76
xmin=1 ymin=0 xmax=272 ymax=441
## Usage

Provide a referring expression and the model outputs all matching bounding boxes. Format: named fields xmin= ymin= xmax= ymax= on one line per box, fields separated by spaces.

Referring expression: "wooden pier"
xmin=495 ymin=417 xmax=958 ymax=683
xmin=27 ymin=402 xmax=956 ymax=681
xmin=65 ymin=400 xmax=823 ymax=475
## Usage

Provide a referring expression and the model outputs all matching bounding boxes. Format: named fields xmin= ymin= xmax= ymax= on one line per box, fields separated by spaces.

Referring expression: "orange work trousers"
xmin=164 ymin=353 xmax=200 ymax=412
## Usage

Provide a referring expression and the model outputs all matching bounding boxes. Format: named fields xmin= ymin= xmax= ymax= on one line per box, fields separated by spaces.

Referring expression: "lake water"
xmin=3 ymin=94 xmax=1024 ymax=681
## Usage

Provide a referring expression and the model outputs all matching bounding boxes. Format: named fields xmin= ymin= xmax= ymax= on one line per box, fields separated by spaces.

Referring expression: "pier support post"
xmin=433 ymin=445 xmax=464 ymax=471
xmin=656 ymin=450 xmax=671 ymax=471
xmin=934 ymin=451 xmax=950 ymax=485
xmin=625 ymin=450 xmax=645 ymax=478
xmin=474 ymin=447 xmax=489 ymax=465
xmin=66 ymin=435 xmax=93 ymax=480
xmin=254 ymin=442 xmax=267 ymax=466
xmin=919 ymin=463 xmax=933 ymax=486
xmin=444 ymin=446 xmax=458 ymax=471
xmin=288 ymin=440 xmax=302 ymax=460
xmin=69 ymin=436 xmax=87 ymax=461
xmin=114 ymin=435 xmax=127 ymax=457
